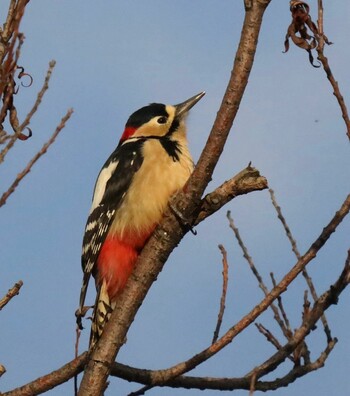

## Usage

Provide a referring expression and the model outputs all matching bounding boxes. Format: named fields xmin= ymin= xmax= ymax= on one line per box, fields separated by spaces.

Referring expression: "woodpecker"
xmin=76 ymin=91 xmax=205 ymax=347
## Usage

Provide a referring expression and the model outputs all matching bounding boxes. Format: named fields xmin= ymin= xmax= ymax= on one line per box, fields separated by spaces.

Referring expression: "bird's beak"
xmin=174 ymin=91 xmax=205 ymax=119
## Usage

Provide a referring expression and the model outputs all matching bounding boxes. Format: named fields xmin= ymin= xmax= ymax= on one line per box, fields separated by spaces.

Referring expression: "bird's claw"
xmin=168 ymin=202 xmax=197 ymax=235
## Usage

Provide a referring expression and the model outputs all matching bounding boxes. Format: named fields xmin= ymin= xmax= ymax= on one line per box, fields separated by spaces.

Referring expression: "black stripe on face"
xmin=159 ymin=137 xmax=181 ymax=162
xmin=166 ymin=118 xmax=180 ymax=136
xmin=126 ymin=103 xmax=168 ymax=128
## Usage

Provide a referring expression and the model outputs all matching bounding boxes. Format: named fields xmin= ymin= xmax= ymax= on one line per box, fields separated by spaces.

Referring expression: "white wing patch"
xmin=90 ymin=160 xmax=119 ymax=213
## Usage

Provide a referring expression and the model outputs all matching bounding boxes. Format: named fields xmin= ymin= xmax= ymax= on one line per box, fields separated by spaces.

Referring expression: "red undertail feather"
xmin=97 ymin=228 xmax=154 ymax=299
xmin=90 ymin=228 xmax=154 ymax=347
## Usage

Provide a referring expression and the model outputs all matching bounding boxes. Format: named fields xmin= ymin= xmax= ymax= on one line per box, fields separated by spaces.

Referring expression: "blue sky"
xmin=1 ymin=1 xmax=350 ymax=395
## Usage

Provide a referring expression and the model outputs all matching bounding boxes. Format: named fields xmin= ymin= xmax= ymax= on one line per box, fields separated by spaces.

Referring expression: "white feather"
xmin=90 ymin=160 xmax=118 ymax=212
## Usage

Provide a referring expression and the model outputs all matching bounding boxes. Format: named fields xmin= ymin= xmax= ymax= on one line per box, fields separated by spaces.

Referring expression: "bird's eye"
xmin=157 ymin=116 xmax=167 ymax=124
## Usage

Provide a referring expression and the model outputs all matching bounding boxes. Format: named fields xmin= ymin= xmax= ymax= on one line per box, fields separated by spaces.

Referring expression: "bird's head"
xmin=119 ymin=91 xmax=205 ymax=144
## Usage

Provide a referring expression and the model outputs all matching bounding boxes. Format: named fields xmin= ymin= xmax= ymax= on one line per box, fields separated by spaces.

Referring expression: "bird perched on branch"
xmin=76 ymin=92 xmax=205 ymax=347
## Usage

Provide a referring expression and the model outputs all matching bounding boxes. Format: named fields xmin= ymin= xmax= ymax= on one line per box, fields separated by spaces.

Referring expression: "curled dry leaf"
xmin=284 ymin=1 xmax=332 ymax=67
xmin=17 ymin=66 xmax=33 ymax=88
xmin=1 ymin=69 xmax=34 ymax=140
xmin=17 ymin=127 xmax=32 ymax=140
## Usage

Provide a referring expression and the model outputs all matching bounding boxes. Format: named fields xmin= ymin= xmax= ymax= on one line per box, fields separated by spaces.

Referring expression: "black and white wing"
xmin=76 ymin=139 xmax=144 ymax=329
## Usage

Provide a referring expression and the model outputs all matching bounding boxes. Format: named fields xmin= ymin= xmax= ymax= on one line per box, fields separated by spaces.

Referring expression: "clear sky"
xmin=1 ymin=1 xmax=350 ymax=395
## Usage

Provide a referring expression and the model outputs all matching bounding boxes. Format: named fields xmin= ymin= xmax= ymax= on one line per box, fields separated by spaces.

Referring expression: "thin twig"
xmin=227 ymin=211 xmax=291 ymax=339
xmin=255 ymin=323 xmax=293 ymax=362
xmin=0 ymin=280 xmax=23 ymax=310
xmin=128 ymin=385 xmax=151 ymax=396
xmin=316 ymin=1 xmax=350 ymax=140
xmin=269 ymin=188 xmax=332 ymax=341
xmin=212 ymin=245 xmax=229 ymax=344
xmin=74 ymin=328 xmax=81 ymax=396
xmin=0 ymin=108 xmax=73 ymax=207
xmin=19 ymin=60 xmax=56 ymax=132
xmin=249 ymin=372 xmax=256 ymax=396
xmin=270 ymin=272 xmax=292 ymax=334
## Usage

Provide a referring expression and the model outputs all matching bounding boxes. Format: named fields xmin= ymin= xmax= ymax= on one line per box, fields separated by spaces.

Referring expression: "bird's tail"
xmin=89 ymin=280 xmax=115 ymax=349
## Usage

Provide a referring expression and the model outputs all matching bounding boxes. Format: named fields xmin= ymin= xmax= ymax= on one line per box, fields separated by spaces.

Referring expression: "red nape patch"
xmin=120 ymin=126 xmax=137 ymax=143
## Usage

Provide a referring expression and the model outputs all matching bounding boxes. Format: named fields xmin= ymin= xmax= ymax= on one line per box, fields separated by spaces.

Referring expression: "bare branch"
xmin=316 ymin=1 xmax=350 ymax=140
xmin=270 ymin=272 xmax=292 ymax=334
xmin=128 ymin=385 xmax=150 ymax=396
xmin=109 ymin=195 xmax=350 ymax=389
xmin=0 ymin=280 xmax=23 ymax=310
xmin=110 ymin=338 xmax=337 ymax=392
xmin=3 ymin=353 xmax=88 ymax=396
xmin=249 ymin=372 xmax=256 ymax=396
xmin=194 ymin=165 xmax=268 ymax=226
xmin=212 ymin=244 xmax=229 ymax=344
xmin=255 ymin=323 xmax=293 ymax=362
xmin=0 ymin=108 xmax=73 ymax=207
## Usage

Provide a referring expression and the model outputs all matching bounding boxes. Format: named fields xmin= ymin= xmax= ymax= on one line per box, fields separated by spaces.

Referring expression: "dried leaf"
xmin=283 ymin=1 xmax=326 ymax=67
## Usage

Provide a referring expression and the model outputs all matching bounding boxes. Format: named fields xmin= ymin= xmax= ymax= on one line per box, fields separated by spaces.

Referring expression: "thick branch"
xmin=78 ymin=2 xmax=272 ymax=394
xmin=110 ymin=338 xmax=337 ymax=392
xmin=3 ymin=353 xmax=88 ymax=396
xmin=195 ymin=165 xmax=267 ymax=225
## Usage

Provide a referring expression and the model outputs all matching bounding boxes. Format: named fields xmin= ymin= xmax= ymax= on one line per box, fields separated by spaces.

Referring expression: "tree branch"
xmin=194 ymin=165 xmax=267 ymax=225
xmin=110 ymin=193 xmax=350 ymax=387
xmin=109 ymin=338 xmax=337 ymax=392
xmin=316 ymin=1 xmax=350 ymax=140
xmin=0 ymin=280 xmax=23 ymax=311
xmin=212 ymin=244 xmax=229 ymax=344
xmin=3 ymin=353 xmax=88 ymax=396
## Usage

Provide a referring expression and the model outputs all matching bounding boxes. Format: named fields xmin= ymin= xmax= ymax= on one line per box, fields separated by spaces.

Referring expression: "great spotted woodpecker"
xmin=76 ymin=92 xmax=205 ymax=346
